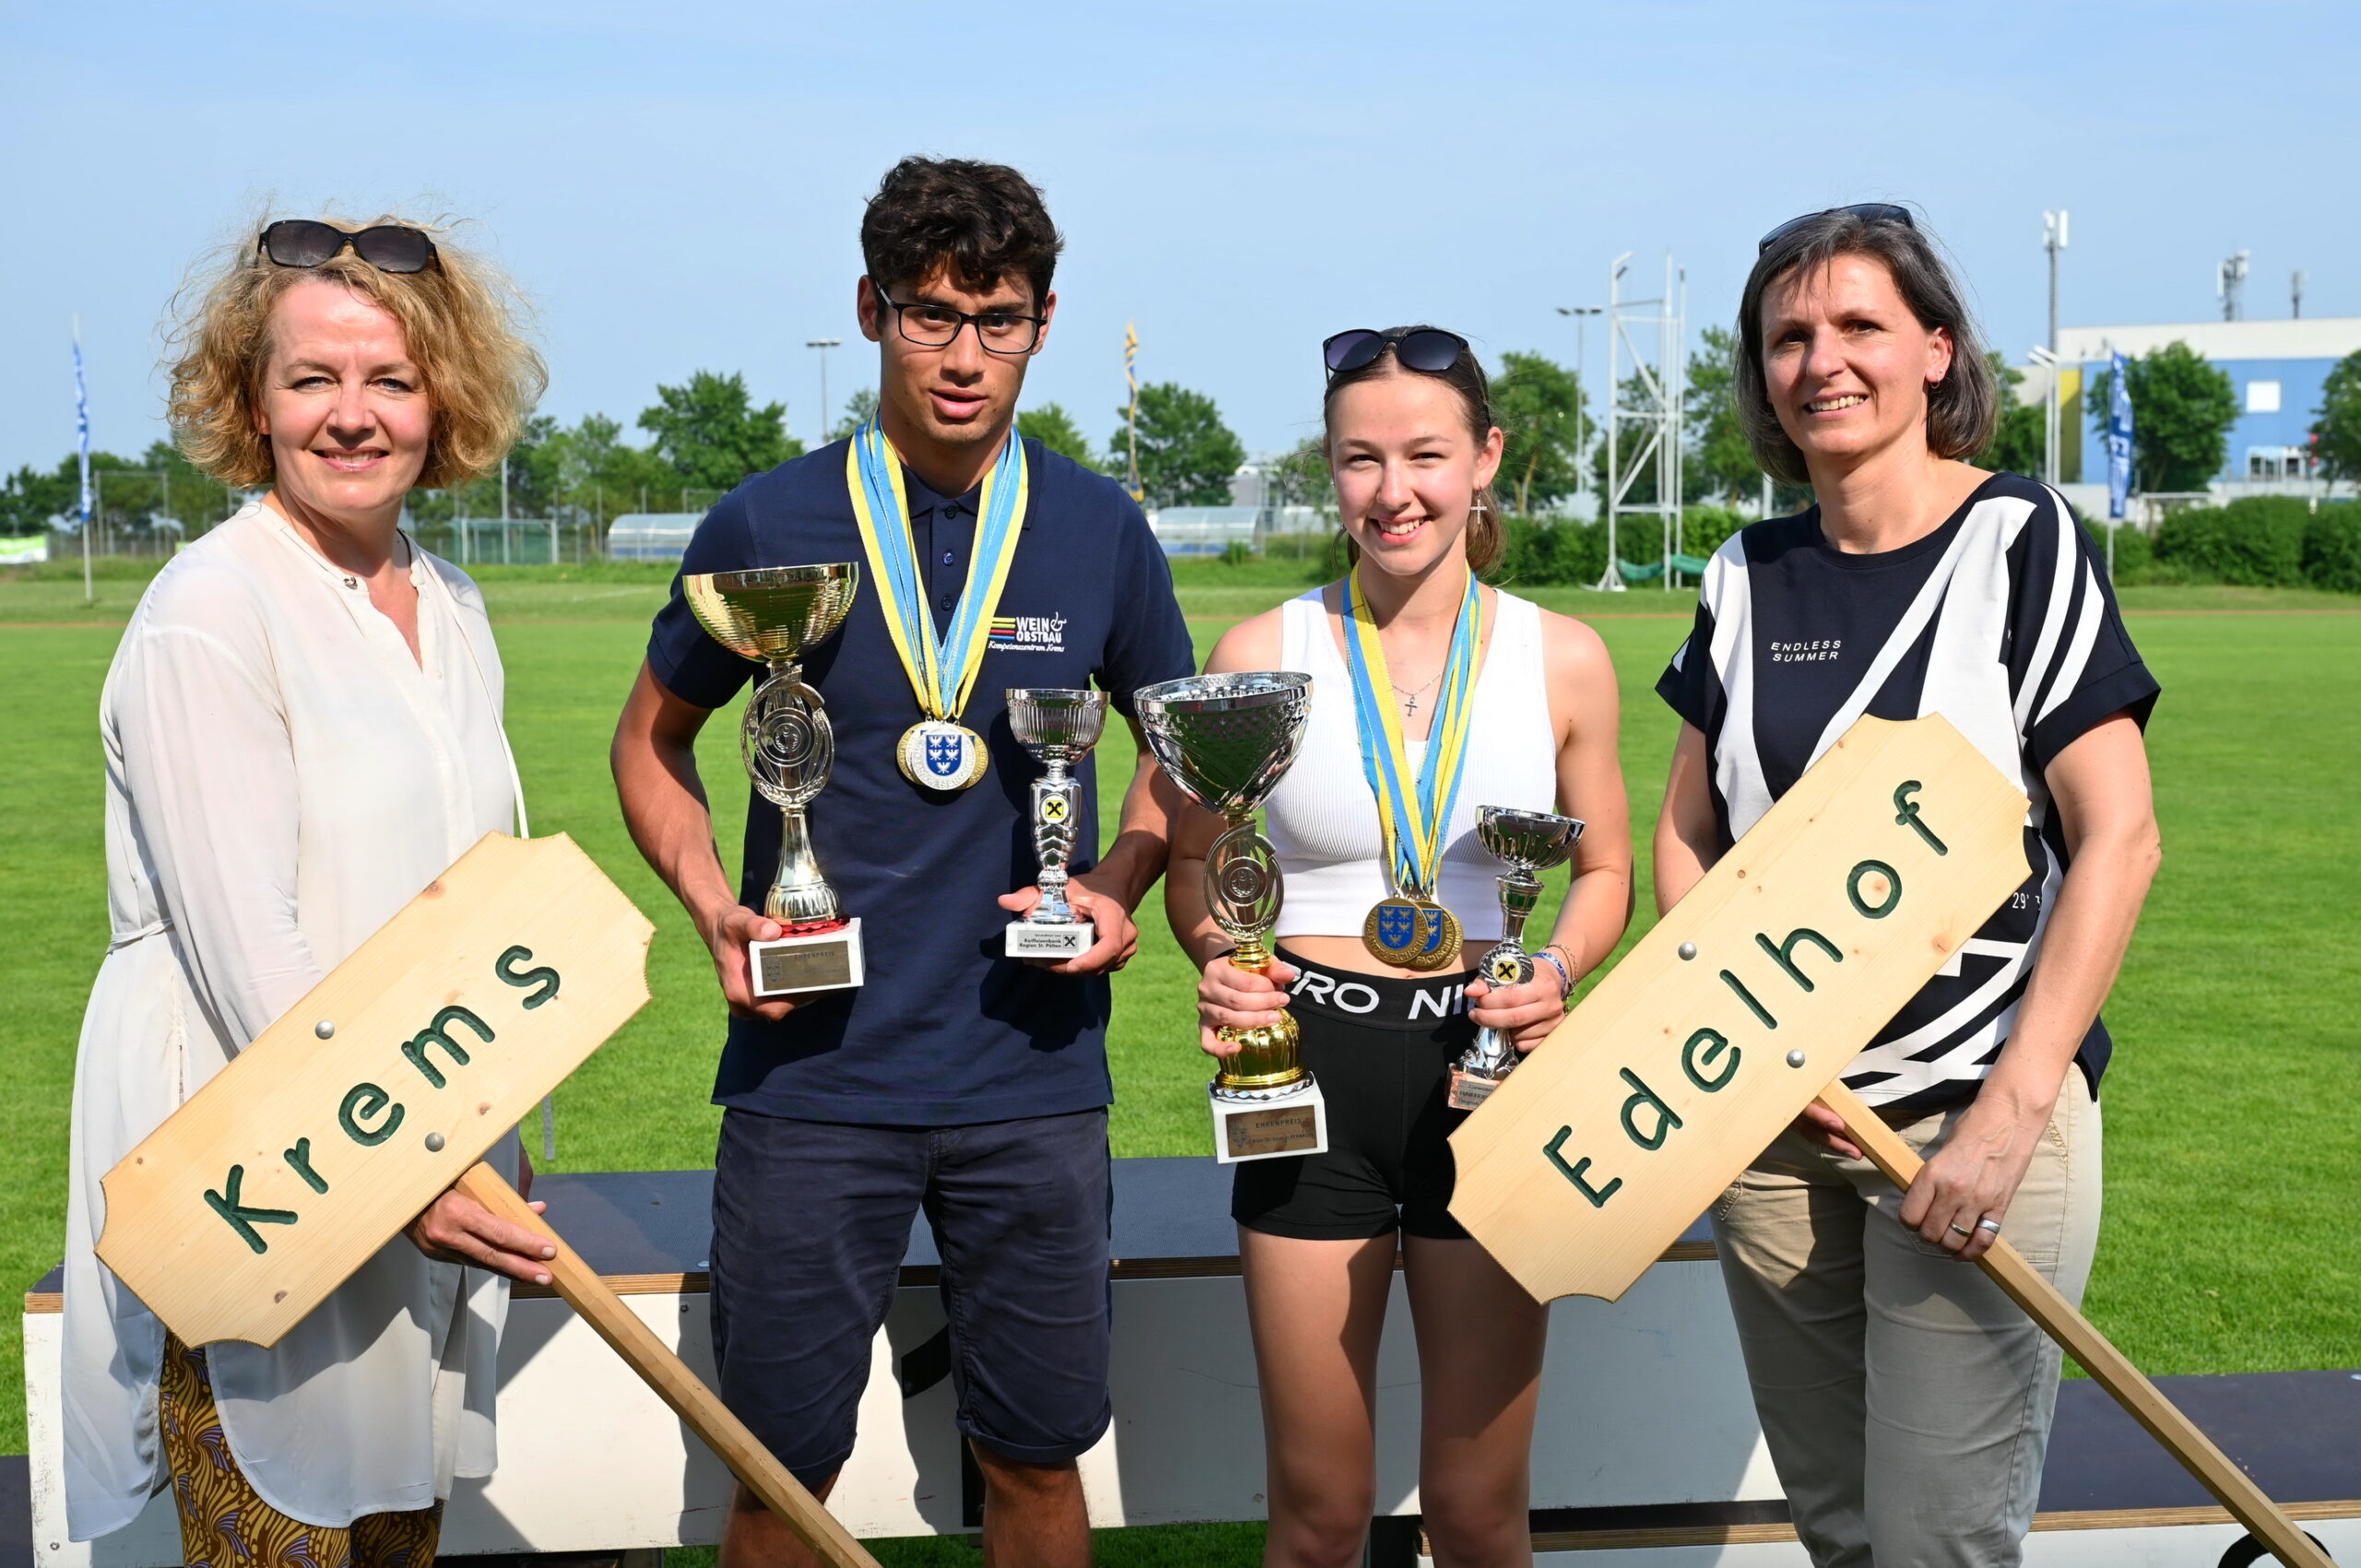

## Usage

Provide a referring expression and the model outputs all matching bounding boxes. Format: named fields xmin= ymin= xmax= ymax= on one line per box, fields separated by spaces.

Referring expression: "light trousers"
xmin=1710 ymin=1071 xmax=2102 ymax=1568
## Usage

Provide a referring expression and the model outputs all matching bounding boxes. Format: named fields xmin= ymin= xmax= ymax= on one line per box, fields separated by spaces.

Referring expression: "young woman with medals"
xmin=1170 ymin=327 xmax=1633 ymax=1568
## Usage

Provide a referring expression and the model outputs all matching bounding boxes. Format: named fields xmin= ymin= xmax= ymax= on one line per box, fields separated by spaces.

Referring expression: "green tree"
xmin=2308 ymin=349 xmax=2361 ymax=493
xmin=1114 ymin=382 xmax=1243 ymax=507
xmin=1017 ymin=401 xmax=1099 ymax=468
xmin=1491 ymin=350 xmax=1587 ymax=514
xmin=0 ymin=461 xmax=78 ymax=536
xmin=637 ymin=371 xmax=802 ymax=491
xmin=1974 ymin=350 xmax=2047 ymax=478
xmin=830 ymin=387 xmax=880 ymax=442
xmin=1683 ymin=327 xmax=1761 ymax=503
xmin=1271 ymin=436 xmax=1332 ymax=509
xmin=2084 ymin=340 xmax=2238 ymax=493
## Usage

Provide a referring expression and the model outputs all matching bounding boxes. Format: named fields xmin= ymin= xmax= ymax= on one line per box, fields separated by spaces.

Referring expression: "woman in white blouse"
xmin=63 ymin=217 xmax=553 ymax=1562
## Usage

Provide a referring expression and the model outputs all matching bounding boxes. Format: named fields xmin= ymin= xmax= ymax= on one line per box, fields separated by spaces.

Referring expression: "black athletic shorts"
xmin=1231 ymin=945 xmax=1482 ymax=1241
xmin=708 ymin=1106 xmax=1113 ymax=1487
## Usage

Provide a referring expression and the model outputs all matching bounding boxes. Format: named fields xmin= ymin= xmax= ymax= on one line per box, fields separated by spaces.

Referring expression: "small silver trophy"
xmin=1005 ymin=688 xmax=1109 ymax=959
xmin=1134 ymin=671 xmax=1324 ymax=1164
xmin=1447 ymin=806 xmax=1586 ymax=1111
xmin=682 ymin=564 xmax=863 ymax=999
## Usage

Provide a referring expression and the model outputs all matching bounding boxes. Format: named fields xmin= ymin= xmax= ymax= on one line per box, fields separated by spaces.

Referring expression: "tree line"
xmin=9 ymin=334 xmax=2353 ymax=541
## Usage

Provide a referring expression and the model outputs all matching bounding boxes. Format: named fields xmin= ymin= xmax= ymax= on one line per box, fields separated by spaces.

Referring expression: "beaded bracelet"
xmin=1535 ymin=945 xmax=1575 ymax=1000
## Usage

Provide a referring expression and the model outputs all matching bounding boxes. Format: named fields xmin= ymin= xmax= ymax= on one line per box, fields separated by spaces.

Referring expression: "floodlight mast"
xmin=2042 ymin=210 xmax=2069 ymax=355
xmin=1598 ymin=250 xmax=1683 ymax=592
xmin=806 ymin=339 xmax=842 ymax=443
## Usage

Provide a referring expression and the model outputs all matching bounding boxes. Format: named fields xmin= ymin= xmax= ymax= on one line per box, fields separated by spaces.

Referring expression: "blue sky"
xmin=5 ymin=0 xmax=2355 ymax=475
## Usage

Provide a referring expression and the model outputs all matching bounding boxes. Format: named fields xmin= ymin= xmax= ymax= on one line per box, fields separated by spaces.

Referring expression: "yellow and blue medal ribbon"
xmin=1345 ymin=566 xmax=1483 ymax=965
xmin=847 ymin=421 xmax=1029 ymax=788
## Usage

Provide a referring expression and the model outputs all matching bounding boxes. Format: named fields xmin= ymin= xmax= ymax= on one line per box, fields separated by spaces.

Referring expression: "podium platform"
xmin=22 ymin=1161 xmax=2359 ymax=1566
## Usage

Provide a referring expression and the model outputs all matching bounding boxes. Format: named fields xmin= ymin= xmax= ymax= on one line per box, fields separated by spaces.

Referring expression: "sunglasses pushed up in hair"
xmin=1756 ymin=203 xmax=1915 ymax=255
xmin=1323 ymin=327 xmax=1470 ymax=378
xmin=258 ymin=219 xmax=439 ymax=275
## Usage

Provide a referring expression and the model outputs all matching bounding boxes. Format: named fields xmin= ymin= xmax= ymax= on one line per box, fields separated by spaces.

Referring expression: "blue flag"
xmin=73 ymin=334 xmax=93 ymax=531
xmin=2105 ymin=350 xmax=2134 ymax=521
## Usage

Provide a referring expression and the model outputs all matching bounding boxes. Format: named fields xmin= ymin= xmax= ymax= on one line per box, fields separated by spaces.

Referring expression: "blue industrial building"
xmin=2035 ymin=318 xmax=2361 ymax=493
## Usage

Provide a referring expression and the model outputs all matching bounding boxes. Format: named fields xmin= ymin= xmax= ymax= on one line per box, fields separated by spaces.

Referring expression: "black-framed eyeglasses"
xmin=259 ymin=219 xmax=439 ymax=275
xmin=1323 ymin=327 xmax=1470 ymax=378
xmin=878 ymin=293 xmax=1045 ymax=355
xmin=1757 ymin=204 xmax=1915 ymax=255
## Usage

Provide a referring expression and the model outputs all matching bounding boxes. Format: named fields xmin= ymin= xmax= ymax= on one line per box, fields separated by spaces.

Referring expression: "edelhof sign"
xmin=1450 ymin=716 xmax=2031 ymax=1304
xmin=98 ymin=833 xmax=656 ymax=1348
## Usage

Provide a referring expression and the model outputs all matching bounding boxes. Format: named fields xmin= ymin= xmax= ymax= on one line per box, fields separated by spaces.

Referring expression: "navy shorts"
xmin=708 ymin=1107 xmax=1113 ymax=1486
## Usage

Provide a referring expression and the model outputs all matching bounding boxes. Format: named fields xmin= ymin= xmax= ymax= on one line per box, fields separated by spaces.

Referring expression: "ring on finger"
xmin=1947 ymin=1222 xmax=1974 ymax=1240
xmin=1975 ymin=1217 xmax=2002 ymax=1236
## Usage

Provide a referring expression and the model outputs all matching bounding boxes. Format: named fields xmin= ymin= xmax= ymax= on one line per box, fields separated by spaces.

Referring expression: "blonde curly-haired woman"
xmin=63 ymin=216 xmax=552 ymax=1562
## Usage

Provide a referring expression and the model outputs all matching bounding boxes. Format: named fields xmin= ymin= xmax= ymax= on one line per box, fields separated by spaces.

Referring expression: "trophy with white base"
xmin=1005 ymin=688 xmax=1109 ymax=959
xmin=683 ymin=564 xmax=864 ymax=998
xmin=1135 ymin=671 xmax=1325 ymax=1164
xmin=1446 ymin=806 xmax=1585 ymax=1110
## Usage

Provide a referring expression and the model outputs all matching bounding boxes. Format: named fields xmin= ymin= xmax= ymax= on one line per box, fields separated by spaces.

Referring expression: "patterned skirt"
xmin=159 ymin=1335 xmax=445 ymax=1568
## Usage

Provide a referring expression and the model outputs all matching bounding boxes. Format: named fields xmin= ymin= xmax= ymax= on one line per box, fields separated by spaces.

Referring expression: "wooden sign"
xmin=1449 ymin=715 xmax=2030 ymax=1304
xmin=98 ymin=832 xmax=656 ymax=1348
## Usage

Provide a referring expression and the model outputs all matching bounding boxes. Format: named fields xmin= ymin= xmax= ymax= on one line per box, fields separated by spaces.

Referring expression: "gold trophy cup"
xmin=684 ymin=564 xmax=863 ymax=998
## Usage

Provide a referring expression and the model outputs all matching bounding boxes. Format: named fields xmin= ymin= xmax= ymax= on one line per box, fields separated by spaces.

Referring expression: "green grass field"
xmin=4 ymin=559 xmax=2355 ymax=1565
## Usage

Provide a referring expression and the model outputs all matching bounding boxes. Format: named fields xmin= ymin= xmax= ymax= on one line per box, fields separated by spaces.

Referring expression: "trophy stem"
xmin=765 ymin=803 xmax=841 ymax=928
xmin=1498 ymin=867 xmax=1543 ymax=947
xmin=1210 ymin=810 xmax=1305 ymax=1095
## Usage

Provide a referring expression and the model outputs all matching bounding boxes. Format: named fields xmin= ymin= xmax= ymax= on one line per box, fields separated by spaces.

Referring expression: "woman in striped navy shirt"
xmin=1655 ymin=206 xmax=2162 ymax=1568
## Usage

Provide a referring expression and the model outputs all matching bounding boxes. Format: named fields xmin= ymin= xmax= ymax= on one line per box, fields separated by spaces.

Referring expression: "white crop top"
xmin=1264 ymin=586 xmax=1559 ymax=941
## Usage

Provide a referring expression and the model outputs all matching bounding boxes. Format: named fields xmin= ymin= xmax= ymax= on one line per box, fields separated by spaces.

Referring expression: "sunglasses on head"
xmin=259 ymin=219 xmax=439 ymax=275
xmin=1323 ymin=327 xmax=1469 ymax=378
xmin=1757 ymin=203 xmax=1915 ymax=255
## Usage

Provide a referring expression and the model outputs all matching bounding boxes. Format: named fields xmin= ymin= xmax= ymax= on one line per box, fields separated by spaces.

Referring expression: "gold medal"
xmin=1363 ymin=896 xmax=1464 ymax=970
xmin=897 ymin=719 xmax=987 ymax=791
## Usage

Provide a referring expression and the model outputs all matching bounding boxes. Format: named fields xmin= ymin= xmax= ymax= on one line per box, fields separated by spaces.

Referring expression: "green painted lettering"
xmin=1618 ymin=1068 xmax=1684 ymax=1151
xmin=1544 ymin=1126 xmax=1621 ymax=1207
xmin=1681 ymin=1028 xmax=1739 ymax=1091
xmin=339 ymin=1083 xmax=403 ymax=1146
xmin=1719 ymin=968 xmax=1778 ymax=1029
xmin=496 ymin=945 xmax=561 ymax=1009
xmin=1892 ymin=782 xmax=1949 ymax=855
xmin=204 ymin=1165 xmax=298 ymax=1254
xmin=284 ymin=1137 xmax=328 ymax=1194
xmin=1755 ymin=927 xmax=1844 ymax=993
xmin=1847 ymin=860 xmax=1904 ymax=919
xmin=401 ymin=1005 xmax=494 ymax=1089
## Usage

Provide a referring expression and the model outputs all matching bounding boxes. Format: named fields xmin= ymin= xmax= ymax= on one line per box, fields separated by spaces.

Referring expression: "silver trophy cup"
xmin=1134 ymin=671 xmax=1328 ymax=1163
xmin=1447 ymin=806 xmax=1586 ymax=1111
xmin=682 ymin=564 xmax=865 ymax=998
xmin=1005 ymin=688 xmax=1110 ymax=959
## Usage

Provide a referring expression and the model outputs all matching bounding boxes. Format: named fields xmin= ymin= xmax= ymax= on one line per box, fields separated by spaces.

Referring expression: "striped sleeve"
xmin=2004 ymin=490 xmax=2161 ymax=775
xmin=1655 ymin=595 xmax=1721 ymax=734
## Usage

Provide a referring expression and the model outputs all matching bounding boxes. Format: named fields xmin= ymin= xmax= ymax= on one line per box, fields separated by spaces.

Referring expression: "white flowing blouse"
xmin=63 ymin=500 xmax=525 ymax=1538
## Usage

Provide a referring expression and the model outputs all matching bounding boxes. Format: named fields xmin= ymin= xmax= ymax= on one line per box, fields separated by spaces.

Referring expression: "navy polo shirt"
xmin=647 ymin=434 xmax=1195 ymax=1126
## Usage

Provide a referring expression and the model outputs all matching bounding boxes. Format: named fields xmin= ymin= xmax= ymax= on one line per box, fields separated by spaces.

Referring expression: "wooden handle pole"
xmin=455 ymin=1164 xmax=882 ymax=1568
xmin=1816 ymin=1087 xmax=2334 ymax=1568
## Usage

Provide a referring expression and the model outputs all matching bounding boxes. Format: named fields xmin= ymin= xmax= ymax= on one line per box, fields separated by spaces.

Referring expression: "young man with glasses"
xmin=612 ymin=157 xmax=1192 ymax=1568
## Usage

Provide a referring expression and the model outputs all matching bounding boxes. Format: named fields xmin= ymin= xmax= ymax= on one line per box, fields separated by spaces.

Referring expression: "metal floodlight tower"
xmin=2218 ymin=250 xmax=2250 ymax=322
xmin=1599 ymin=251 xmax=1684 ymax=592
xmin=2042 ymin=210 xmax=2068 ymax=354
xmin=806 ymin=339 xmax=841 ymax=442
